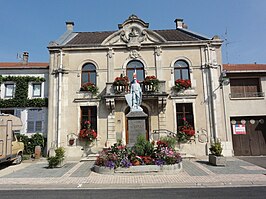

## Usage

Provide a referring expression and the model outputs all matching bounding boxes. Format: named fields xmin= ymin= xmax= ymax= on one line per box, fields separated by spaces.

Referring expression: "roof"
xmin=65 ymin=28 xmax=208 ymax=46
xmin=0 ymin=62 xmax=49 ymax=69
xmin=223 ymin=64 xmax=266 ymax=72
xmin=66 ymin=31 xmax=114 ymax=45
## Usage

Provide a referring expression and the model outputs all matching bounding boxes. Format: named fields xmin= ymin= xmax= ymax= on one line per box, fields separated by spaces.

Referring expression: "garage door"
xmin=231 ymin=116 xmax=266 ymax=156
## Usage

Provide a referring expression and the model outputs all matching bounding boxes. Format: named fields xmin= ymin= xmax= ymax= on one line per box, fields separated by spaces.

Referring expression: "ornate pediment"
xmin=101 ymin=15 xmax=166 ymax=48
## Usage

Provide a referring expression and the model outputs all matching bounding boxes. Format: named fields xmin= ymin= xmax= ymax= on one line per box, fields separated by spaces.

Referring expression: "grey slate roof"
xmin=65 ymin=28 xmax=208 ymax=46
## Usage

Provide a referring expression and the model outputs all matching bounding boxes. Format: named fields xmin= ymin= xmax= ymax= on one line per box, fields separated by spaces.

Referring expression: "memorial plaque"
xmin=126 ymin=110 xmax=147 ymax=146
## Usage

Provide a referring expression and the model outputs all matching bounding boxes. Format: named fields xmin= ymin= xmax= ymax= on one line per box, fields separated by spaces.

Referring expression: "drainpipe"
xmin=57 ymin=50 xmax=63 ymax=147
xmin=206 ymin=44 xmax=217 ymax=141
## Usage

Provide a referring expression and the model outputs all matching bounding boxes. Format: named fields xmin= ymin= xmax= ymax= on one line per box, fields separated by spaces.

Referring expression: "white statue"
xmin=125 ymin=72 xmax=143 ymax=111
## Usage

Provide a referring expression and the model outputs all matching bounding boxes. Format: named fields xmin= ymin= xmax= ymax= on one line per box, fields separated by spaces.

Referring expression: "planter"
xmin=94 ymin=165 xmax=114 ymax=174
xmin=93 ymin=162 xmax=183 ymax=174
xmin=209 ymin=154 xmax=226 ymax=166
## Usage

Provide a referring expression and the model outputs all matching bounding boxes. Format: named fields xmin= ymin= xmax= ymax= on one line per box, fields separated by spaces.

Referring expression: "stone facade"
xmin=47 ymin=15 xmax=228 ymax=157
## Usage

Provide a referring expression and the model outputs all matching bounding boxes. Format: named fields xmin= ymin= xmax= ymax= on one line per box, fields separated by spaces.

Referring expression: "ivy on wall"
xmin=0 ymin=75 xmax=48 ymax=108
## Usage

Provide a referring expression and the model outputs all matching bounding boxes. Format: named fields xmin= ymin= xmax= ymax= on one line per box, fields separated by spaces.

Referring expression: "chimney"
xmin=22 ymin=52 xmax=29 ymax=64
xmin=66 ymin=21 xmax=74 ymax=31
xmin=174 ymin=18 xmax=188 ymax=29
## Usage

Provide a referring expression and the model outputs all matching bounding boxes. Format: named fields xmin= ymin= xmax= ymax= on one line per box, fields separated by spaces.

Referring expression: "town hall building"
xmin=47 ymin=15 xmax=231 ymax=157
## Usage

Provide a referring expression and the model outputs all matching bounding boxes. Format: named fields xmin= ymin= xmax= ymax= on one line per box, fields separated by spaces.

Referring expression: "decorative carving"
xmin=107 ymin=48 xmax=114 ymax=58
xmin=155 ymin=46 xmax=162 ymax=57
xmin=120 ymin=27 xmax=147 ymax=48
xmin=129 ymin=50 xmax=141 ymax=59
xmin=106 ymin=98 xmax=115 ymax=111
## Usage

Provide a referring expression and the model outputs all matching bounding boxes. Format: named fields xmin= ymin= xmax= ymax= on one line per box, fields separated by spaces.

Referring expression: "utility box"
xmin=0 ymin=114 xmax=24 ymax=164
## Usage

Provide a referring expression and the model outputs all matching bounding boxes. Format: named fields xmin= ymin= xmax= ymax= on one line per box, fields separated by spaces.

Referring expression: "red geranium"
xmin=79 ymin=120 xmax=97 ymax=143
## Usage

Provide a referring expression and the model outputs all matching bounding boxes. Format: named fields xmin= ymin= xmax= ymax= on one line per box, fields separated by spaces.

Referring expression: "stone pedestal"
xmin=126 ymin=110 xmax=147 ymax=146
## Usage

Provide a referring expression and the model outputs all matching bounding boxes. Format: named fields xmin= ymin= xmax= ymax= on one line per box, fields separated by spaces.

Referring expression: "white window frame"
xmin=32 ymin=83 xmax=42 ymax=97
xmin=4 ymin=83 xmax=15 ymax=98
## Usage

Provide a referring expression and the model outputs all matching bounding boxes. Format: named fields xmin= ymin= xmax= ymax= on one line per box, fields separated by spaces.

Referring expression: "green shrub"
xmin=17 ymin=133 xmax=45 ymax=156
xmin=160 ymin=136 xmax=177 ymax=149
xmin=209 ymin=139 xmax=223 ymax=156
xmin=47 ymin=147 xmax=65 ymax=168
xmin=132 ymin=134 xmax=154 ymax=156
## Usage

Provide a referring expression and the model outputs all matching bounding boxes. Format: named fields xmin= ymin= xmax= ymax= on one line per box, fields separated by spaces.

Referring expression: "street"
xmin=1 ymin=187 xmax=266 ymax=199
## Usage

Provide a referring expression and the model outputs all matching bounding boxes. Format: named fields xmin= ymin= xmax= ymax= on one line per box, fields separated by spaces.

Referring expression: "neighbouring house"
xmin=47 ymin=15 xmax=230 ymax=158
xmin=0 ymin=52 xmax=49 ymax=137
xmin=223 ymin=64 xmax=266 ymax=156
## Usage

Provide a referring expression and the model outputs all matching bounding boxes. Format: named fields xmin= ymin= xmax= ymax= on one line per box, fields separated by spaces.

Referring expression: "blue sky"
xmin=1 ymin=0 xmax=265 ymax=64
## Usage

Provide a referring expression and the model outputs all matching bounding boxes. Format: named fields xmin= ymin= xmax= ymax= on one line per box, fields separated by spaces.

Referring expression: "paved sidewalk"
xmin=0 ymin=157 xmax=265 ymax=189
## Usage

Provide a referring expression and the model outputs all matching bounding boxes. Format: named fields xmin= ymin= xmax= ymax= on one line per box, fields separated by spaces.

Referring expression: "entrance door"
xmin=125 ymin=106 xmax=149 ymax=144
xmin=231 ymin=116 xmax=266 ymax=156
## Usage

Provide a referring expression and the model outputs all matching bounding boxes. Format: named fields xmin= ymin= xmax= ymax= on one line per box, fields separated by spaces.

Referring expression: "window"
xmin=27 ymin=109 xmax=43 ymax=133
xmin=0 ymin=109 xmax=15 ymax=115
xmin=81 ymin=63 xmax=96 ymax=85
xmin=174 ymin=60 xmax=190 ymax=81
xmin=5 ymin=83 xmax=15 ymax=98
xmin=230 ymin=78 xmax=262 ymax=98
xmin=176 ymin=103 xmax=194 ymax=128
xmin=80 ymin=106 xmax=97 ymax=130
xmin=126 ymin=60 xmax=144 ymax=82
xmin=32 ymin=83 xmax=42 ymax=97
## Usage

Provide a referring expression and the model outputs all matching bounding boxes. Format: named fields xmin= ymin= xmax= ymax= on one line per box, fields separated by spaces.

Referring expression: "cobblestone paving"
xmin=0 ymin=163 xmax=76 ymax=178
xmin=0 ymin=158 xmax=265 ymax=187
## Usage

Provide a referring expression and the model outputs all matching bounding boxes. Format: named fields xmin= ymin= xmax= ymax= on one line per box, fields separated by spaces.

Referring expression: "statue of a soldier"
xmin=125 ymin=72 xmax=143 ymax=111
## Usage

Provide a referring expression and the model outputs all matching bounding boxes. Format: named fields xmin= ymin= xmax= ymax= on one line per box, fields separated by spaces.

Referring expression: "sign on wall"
xmin=233 ymin=124 xmax=246 ymax=135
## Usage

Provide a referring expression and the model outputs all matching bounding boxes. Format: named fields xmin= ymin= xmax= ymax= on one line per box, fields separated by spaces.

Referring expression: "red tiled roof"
xmin=223 ymin=64 xmax=266 ymax=71
xmin=0 ymin=62 xmax=49 ymax=69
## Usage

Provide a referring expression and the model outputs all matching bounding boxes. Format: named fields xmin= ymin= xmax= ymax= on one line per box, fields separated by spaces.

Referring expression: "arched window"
xmin=81 ymin=63 xmax=96 ymax=85
xmin=126 ymin=60 xmax=144 ymax=82
xmin=174 ymin=60 xmax=190 ymax=80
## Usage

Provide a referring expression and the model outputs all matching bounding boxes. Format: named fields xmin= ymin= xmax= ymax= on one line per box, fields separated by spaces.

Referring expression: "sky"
xmin=1 ymin=0 xmax=266 ymax=64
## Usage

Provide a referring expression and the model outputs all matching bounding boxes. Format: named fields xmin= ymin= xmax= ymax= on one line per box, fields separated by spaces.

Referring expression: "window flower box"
xmin=80 ymin=82 xmax=98 ymax=95
xmin=172 ymin=79 xmax=191 ymax=93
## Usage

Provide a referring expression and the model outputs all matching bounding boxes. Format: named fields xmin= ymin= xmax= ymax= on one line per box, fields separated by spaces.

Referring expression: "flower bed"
xmin=93 ymin=135 xmax=182 ymax=174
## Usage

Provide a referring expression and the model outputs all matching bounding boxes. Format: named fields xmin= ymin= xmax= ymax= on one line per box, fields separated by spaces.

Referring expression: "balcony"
xmin=230 ymin=92 xmax=265 ymax=99
xmin=105 ymin=81 xmax=167 ymax=97
xmin=104 ymin=81 xmax=168 ymax=111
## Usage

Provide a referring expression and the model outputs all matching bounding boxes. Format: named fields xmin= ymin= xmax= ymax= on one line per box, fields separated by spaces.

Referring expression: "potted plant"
xmin=172 ymin=79 xmax=191 ymax=92
xmin=80 ymin=82 xmax=98 ymax=95
xmin=209 ymin=139 xmax=226 ymax=166
xmin=143 ymin=76 xmax=159 ymax=92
